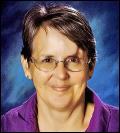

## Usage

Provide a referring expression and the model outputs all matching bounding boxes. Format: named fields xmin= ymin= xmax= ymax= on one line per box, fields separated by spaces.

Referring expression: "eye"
xmin=42 ymin=58 xmax=54 ymax=63
xmin=67 ymin=56 xmax=80 ymax=63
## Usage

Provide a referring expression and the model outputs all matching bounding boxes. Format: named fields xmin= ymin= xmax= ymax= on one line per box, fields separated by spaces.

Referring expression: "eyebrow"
xmin=40 ymin=48 xmax=80 ymax=59
xmin=40 ymin=53 xmax=79 ymax=59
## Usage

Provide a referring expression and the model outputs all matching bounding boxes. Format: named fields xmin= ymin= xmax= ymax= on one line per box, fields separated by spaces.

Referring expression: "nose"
xmin=53 ymin=62 xmax=69 ymax=80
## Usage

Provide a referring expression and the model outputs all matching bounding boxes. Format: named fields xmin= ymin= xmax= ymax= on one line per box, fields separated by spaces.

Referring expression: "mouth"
xmin=51 ymin=86 xmax=70 ymax=92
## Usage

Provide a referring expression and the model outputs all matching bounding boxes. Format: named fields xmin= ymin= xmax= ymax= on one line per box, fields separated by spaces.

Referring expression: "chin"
xmin=46 ymin=93 xmax=74 ymax=111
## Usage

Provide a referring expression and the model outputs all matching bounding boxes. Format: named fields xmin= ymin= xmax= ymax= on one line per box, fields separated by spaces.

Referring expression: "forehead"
xmin=32 ymin=27 xmax=87 ymax=59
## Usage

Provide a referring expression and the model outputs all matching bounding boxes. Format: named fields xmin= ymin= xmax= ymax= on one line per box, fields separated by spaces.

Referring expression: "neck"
xmin=37 ymin=92 xmax=87 ymax=132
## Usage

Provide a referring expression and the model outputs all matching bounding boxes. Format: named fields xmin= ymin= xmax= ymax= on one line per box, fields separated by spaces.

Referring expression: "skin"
xmin=21 ymin=27 xmax=95 ymax=132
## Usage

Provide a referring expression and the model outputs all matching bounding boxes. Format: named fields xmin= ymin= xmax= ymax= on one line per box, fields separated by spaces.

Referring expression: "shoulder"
xmin=104 ymin=104 xmax=119 ymax=132
xmin=1 ymin=105 xmax=25 ymax=132
xmin=1 ymin=92 xmax=37 ymax=132
xmin=105 ymin=104 xmax=119 ymax=115
xmin=95 ymin=95 xmax=119 ymax=131
xmin=1 ymin=105 xmax=22 ymax=120
xmin=2 ymin=104 xmax=23 ymax=116
xmin=86 ymin=88 xmax=119 ymax=132
xmin=1 ymin=105 xmax=25 ymax=131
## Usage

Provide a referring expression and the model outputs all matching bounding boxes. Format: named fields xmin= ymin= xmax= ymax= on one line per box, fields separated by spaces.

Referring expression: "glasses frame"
xmin=30 ymin=56 xmax=91 ymax=72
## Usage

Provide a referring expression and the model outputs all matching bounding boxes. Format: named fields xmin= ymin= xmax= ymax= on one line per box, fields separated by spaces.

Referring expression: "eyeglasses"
xmin=30 ymin=56 xmax=91 ymax=72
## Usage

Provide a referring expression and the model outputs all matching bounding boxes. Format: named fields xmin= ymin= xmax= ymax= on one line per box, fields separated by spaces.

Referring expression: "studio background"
xmin=1 ymin=1 xmax=119 ymax=115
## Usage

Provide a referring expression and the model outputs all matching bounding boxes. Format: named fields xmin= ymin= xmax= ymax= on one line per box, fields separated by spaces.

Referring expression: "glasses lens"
xmin=65 ymin=56 xmax=84 ymax=71
xmin=35 ymin=58 xmax=56 ymax=72
xmin=32 ymin=56 xmax=87 ymax=72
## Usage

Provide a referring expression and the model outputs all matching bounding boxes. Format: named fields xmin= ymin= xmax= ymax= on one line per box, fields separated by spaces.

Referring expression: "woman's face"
xmin=28 ymin=27 xmax=91 ymax=111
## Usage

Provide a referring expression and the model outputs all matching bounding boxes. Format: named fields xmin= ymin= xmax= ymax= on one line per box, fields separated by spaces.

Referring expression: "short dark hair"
xmin=21 ymin=4 xmax=96 ymax=70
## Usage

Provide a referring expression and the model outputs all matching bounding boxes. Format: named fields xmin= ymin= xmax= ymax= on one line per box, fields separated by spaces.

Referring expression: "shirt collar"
xmin=18 ymin=92 xmax=39 ymax=131
xmin=85 ymin=87 xmax=110 ymax=132
xmin=18 ymin=92 xmax=38 ymax=121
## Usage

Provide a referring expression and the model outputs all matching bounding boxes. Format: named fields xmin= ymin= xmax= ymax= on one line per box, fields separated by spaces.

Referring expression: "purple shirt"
xmin=1 ymin=88 xmax=119 ymax=132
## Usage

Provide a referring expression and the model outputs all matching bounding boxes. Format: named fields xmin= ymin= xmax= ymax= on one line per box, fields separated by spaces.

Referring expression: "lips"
xmin=51 ymin=85 xmax=70 ymax=92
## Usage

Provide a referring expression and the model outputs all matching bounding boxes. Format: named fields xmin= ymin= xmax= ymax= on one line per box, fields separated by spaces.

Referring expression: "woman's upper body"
xmin=1 ymin=87 xmax=119 ymax=132
xmin=1 ymin=4 xmax=119 ymax=132
xmin=19 ymin=4 xmax=97 ymax=132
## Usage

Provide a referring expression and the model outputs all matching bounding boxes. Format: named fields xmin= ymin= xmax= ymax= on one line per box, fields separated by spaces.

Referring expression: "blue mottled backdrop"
xmin=1 ymin=1 xmax=119 ymax=115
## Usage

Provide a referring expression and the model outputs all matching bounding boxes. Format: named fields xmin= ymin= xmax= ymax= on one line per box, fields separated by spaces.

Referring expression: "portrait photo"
xmin=1 ymin=1 xmax=119 ymax=132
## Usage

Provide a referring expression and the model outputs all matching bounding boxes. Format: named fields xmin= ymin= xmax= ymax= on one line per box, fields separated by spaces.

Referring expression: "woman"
xmin=1 ymin=4 xmax=119 ymax=132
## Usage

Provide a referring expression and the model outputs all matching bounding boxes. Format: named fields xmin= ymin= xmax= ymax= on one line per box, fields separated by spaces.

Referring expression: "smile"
xmin=52 ymin=86 xmax=70 ymax=92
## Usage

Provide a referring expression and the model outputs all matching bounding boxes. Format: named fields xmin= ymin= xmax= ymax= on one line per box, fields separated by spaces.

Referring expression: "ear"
xmin=21 ymin=55 xmax=32 ymax=80
xmin=88 ymin=68 xmax=94 ymax=79
xmin=88 ymin=63 xmax=95 ymax=79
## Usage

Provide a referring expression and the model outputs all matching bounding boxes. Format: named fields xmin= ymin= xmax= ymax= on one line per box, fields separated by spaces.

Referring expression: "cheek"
xmin=31 ymin=67 xmax=52 ymax=88
xmin=71 ymin=71 xmax=89 ymax=85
